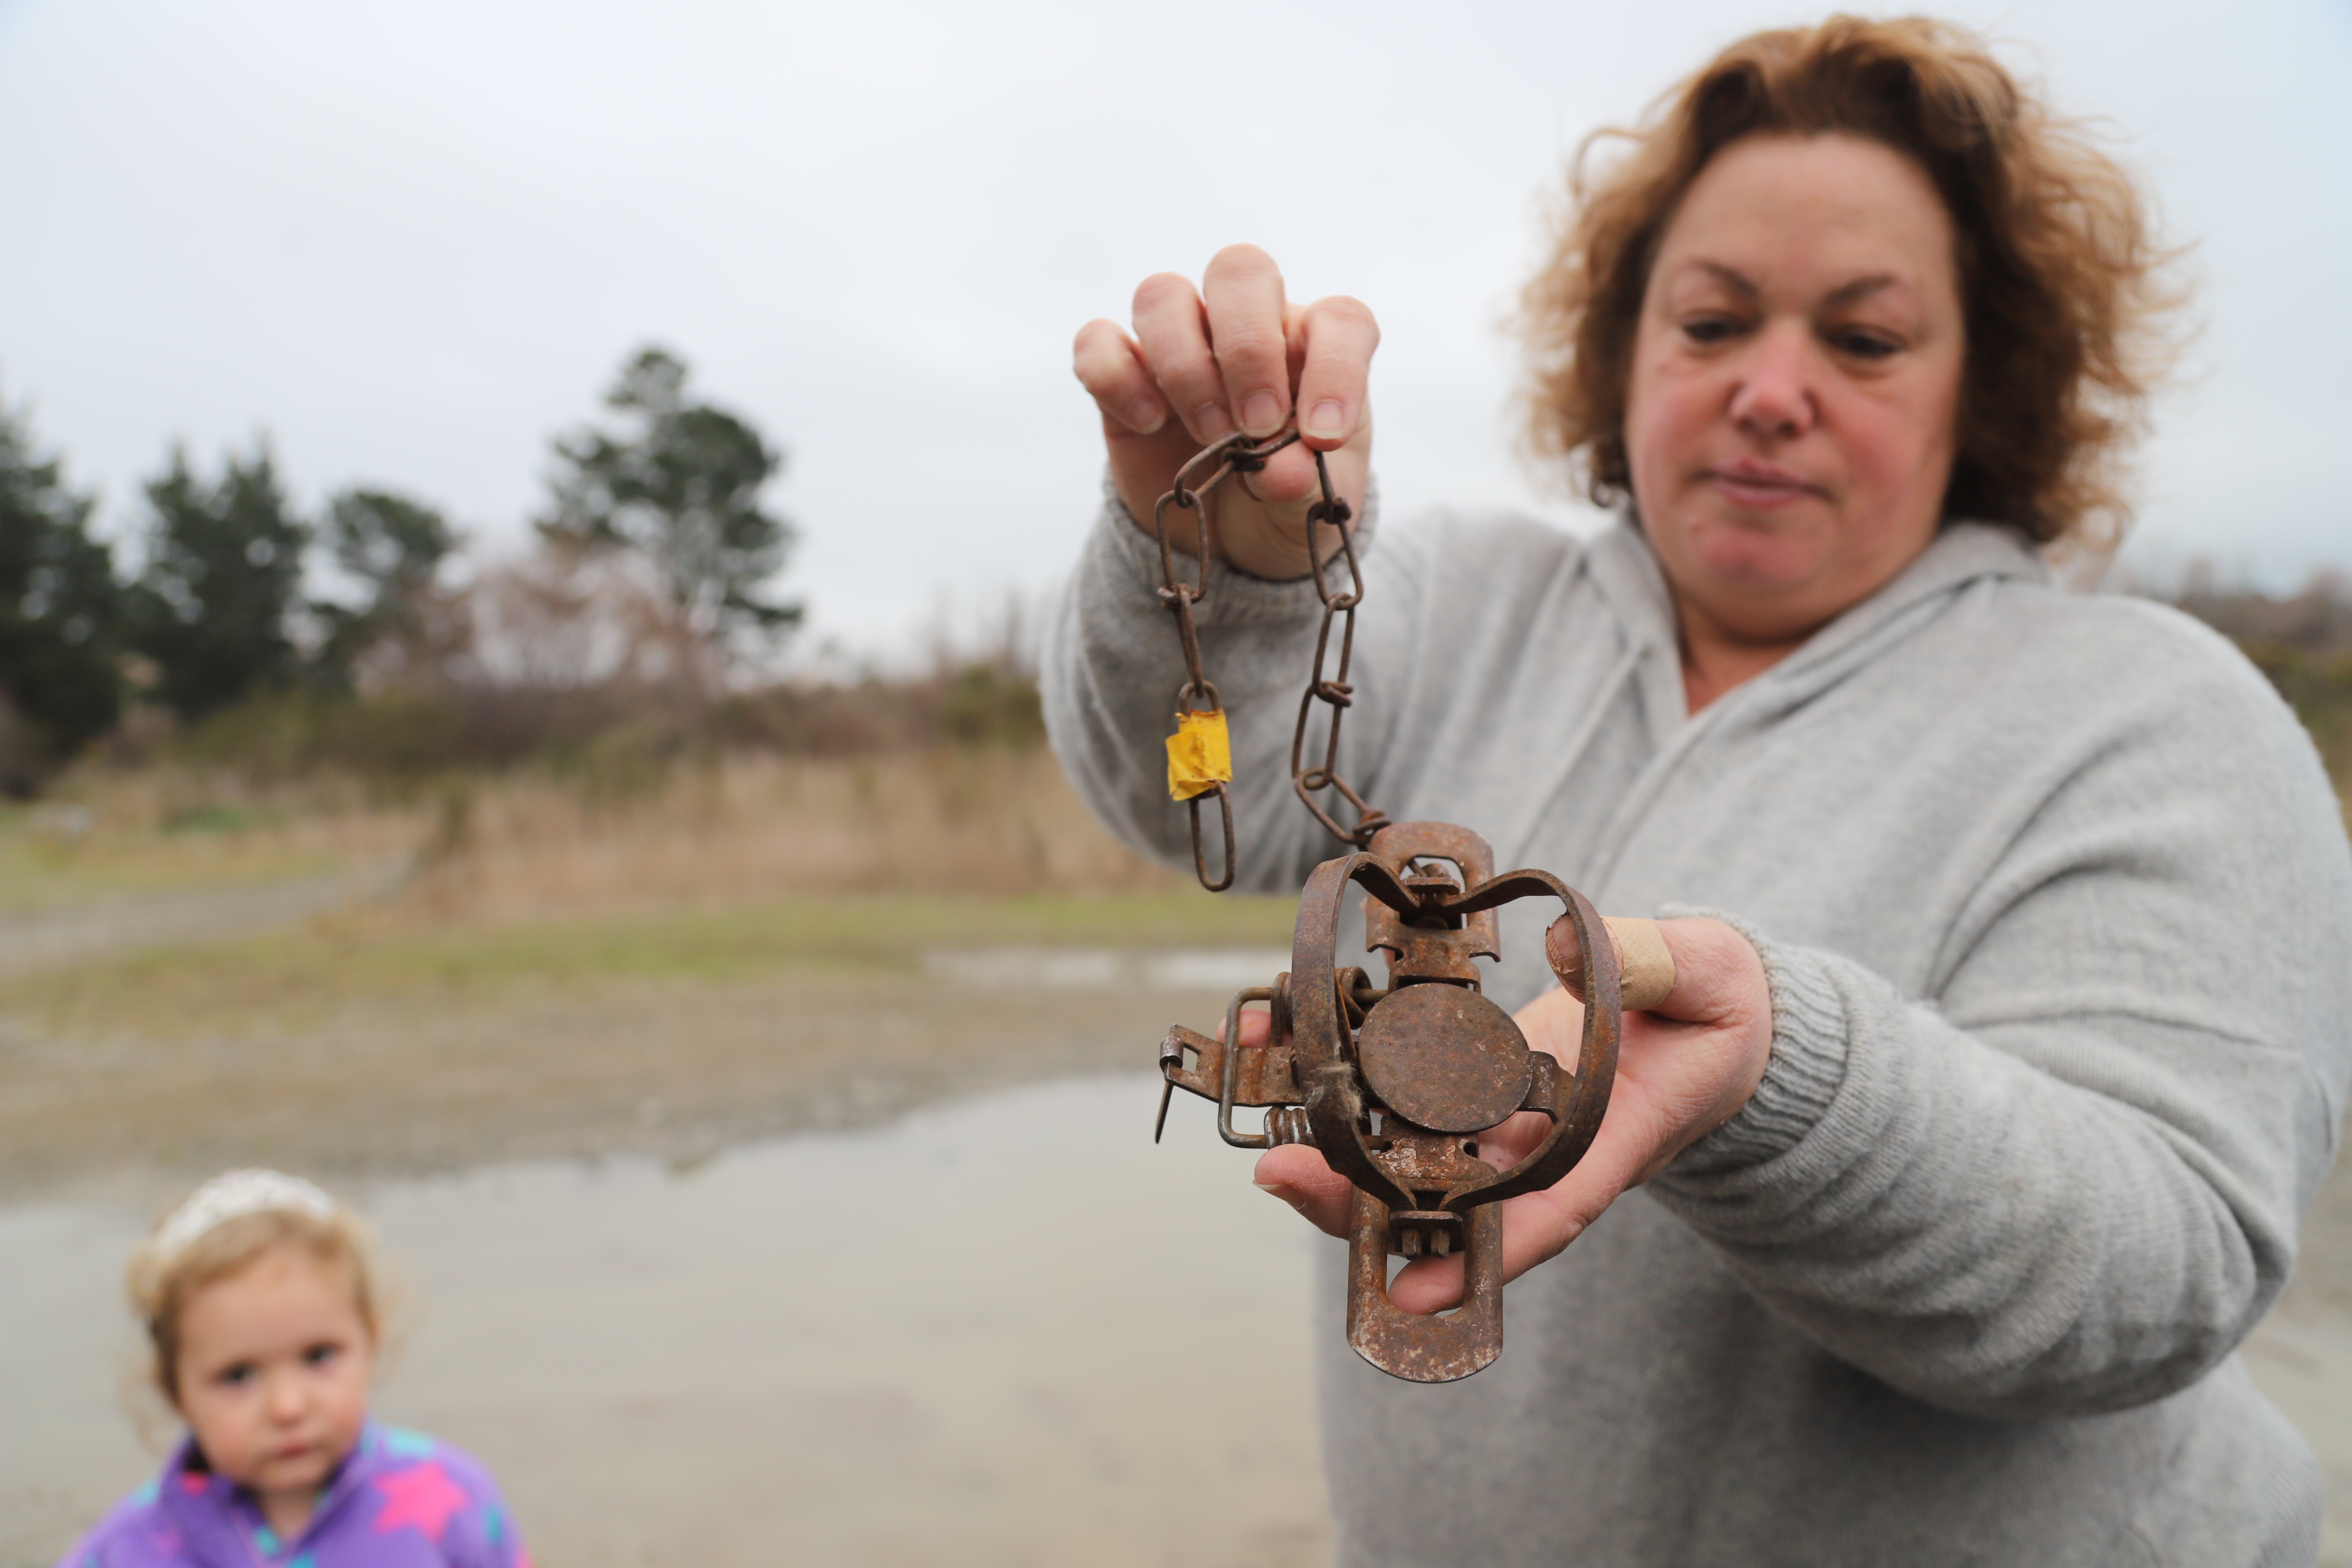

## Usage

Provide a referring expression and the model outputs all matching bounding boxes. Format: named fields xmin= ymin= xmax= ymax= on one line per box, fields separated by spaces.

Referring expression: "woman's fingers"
xmin=1386 ymin=1156 xmax=1633 ymax=1314
xmin=1650 ymin=919 xmax=1772 ymax=1032
xmin=1132 ymin=272 xmax=1234 ymax=445
xmin=1387 ymin=937 xmax=1773 ymax=1314
xmin=1254 ymin=1142 xmax=1355 ymax=1239
xmin=1547 ymin=914 xmax=1756 ymax=1029
xmin=1247 ymin=992 xmax=1596 ymax=1264
xmin=1385 ymin=1059 xmax=1677 ymax=1314
xmin=1242 ymin=1003 xmax=1346 ymax=1231
xmin=1517 ymin=983 xmax=1585 ymax=1064
xmin=1256 ymin=1149 xmax=1608 ymax=1311
xmin=1090 ymin=278 xmax=1233 ymax=531
xmin=1094 ymin=252 xmax=1375 ymax=450
xmin=1475 ymin=1107 xmax=1557 ymax=1170
xmin=1197 ymin=247 xmax=1329 ymax=516
xmin=1083 ymin=250 xmax=1377 ymax=576
xmin=1201 ymin=244 xmax=1293 ymax=438
xmin=1071 ymin=318 xmax=1167 ymax=436
xmin=1293 ymin=294 xmax=1379 ymax=449
xmin=1244 ymin=923 xmax=1773 ymax=1314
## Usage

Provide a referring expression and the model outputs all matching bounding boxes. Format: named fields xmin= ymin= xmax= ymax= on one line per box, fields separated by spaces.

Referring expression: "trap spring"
xmin=1157 ymin=821 xmax=1631 ymax=1382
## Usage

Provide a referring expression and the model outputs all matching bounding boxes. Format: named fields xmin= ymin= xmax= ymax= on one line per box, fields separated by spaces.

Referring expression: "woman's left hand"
xmin=1251 ymin=916 xmax=1775 ymax=1313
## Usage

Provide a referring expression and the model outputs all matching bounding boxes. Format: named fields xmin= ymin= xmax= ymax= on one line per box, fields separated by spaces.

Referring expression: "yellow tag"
xmin=1165 ymin=708 xmax=1234 ymax=801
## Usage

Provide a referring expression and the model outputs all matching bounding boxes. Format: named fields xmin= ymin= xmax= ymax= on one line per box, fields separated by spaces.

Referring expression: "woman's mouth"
xmin=1704 ymin=461 xmax=1821 ymax=510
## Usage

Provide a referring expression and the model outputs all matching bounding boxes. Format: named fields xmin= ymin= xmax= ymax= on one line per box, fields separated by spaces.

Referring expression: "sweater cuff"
xmin=1660 ymin=907 xmax=1851 ymax=1175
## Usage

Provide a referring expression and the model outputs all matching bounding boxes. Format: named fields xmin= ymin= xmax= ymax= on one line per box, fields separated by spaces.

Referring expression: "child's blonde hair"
xmin=127 ymin=1170 xmax=384 ymax=1404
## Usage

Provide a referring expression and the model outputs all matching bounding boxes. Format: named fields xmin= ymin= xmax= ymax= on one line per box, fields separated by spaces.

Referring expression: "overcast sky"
xmin=2 ymin=0 xmax=2347 ymax=660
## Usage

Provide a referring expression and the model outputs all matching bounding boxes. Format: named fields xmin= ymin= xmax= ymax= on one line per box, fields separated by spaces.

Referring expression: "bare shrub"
xmin=2163 ymin=566 xmax=2352 ymax=659
xmin=2147 ymin=565 xmax=2352 ymax=788
xmin=400 ymin=747 xmax=1175 ymax=917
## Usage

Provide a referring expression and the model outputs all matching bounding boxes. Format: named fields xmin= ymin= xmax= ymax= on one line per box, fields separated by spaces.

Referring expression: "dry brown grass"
xmin=401 ymin=746 xmax=1182 ymax=922
xmin=12 ymin=745 xmax=1183 ymax=928
xmin=0 ymin=744 xmax=1285 ymax=1199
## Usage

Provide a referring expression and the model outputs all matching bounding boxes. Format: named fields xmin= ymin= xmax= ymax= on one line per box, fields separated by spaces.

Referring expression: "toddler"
xmin=57 ymin=1170 xmax=531 ymax=1568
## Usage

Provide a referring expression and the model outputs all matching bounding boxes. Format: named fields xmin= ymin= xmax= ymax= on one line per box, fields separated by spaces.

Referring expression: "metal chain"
xmin=1150 ymin=426 xmax=1388 ymax=892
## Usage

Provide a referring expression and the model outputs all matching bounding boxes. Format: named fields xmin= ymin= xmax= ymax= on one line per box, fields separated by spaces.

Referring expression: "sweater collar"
xmin=1585 ymin=516 xmax=2049 ymax=724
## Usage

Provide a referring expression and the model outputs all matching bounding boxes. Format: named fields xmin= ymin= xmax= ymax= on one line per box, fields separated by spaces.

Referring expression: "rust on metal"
xmin=1148 ymin=425 xmax=1382 ymax=891
xmin=1141 ymin=430 xmax=1622 ymax=1381
xmin=1354 ymin=984 xmax=1531 ymax=1135
xmin=1155 ymin=819 xmax=1623 ymax=1382
xmin=1363 ymin=824 xmax=1500 ymax=984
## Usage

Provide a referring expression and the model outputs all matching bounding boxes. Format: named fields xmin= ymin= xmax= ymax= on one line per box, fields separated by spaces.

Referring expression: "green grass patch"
xmin=0 ymin=811 xmax=346 ymax=918
xmin=0 ymin=890 xmax=1299 ymax=1038
xmin=161 ymin=802 xmax=289 ymax=836
xmin=2246 ymin=643 xmax=2352 ymax=788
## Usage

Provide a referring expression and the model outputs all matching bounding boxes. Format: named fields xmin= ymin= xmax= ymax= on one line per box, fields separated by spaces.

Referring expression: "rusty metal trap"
xmin=1141 ymin=428 xmax=1671 ymax=1383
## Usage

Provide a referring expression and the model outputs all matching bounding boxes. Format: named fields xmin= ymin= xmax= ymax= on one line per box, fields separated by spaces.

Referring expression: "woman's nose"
xmin=1726 ymin=321 xmax=1818 ymax=439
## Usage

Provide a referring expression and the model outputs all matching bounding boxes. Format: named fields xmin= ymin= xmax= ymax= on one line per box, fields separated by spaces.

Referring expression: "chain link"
xmin=1288 ymin=446 xmax=1388 ymax=853
xmin=1149 ymin=426 xmax=1387 ymax=891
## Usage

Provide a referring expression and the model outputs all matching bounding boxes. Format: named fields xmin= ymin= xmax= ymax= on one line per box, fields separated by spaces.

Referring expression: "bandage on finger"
xmin=1545 ymin=915 xmax=1677 ymax=1011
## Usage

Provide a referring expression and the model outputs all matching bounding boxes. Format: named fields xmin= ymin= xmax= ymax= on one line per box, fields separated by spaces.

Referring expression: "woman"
xmin=1045 ymin=16 xmax=2352 ymax=1566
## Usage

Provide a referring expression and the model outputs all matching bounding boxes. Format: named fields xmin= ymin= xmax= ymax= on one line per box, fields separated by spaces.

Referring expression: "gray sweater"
xmin=1042 ymin=491 xmax=2352 ymax=1566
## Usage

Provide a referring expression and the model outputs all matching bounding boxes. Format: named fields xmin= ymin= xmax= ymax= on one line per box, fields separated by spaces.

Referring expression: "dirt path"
xmin=0 ymin=867 xmax=397 ymax=983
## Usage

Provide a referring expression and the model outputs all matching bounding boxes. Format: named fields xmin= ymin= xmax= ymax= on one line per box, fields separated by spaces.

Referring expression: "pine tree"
xmin=127 ymin=442 xmax=310 ymax=721
xmin=0 ymin=394 xmax=122 ymax=788
xmin=539 ymin=347 xmax=801 ymax=664
xmin=315 ymin=487 xmax=459 ymax=685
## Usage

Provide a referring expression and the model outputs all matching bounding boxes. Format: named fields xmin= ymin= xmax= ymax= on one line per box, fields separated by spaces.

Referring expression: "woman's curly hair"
xmin=1521 ymin=14 xmax=2180 ymax=554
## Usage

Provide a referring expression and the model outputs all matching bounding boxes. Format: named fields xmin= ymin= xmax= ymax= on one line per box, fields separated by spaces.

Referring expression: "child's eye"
xmin=303 ymin=1342 xmax=342 ymax=1369
xmin=217 ymin=1361 xmax=258 ymax=1388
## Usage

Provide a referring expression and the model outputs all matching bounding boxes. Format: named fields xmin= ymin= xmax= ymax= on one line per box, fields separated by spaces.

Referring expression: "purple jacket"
xmin=57 ymin=1422 xmax=530 ymax=1568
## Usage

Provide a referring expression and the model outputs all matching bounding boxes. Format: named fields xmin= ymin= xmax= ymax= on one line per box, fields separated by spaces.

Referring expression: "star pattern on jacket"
xmin=371 ymin=1462 xmax=467 ymax=1542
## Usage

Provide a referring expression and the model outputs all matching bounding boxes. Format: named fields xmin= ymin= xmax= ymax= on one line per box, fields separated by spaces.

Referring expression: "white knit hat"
xmin=151 ymin=1169 xmax=337 ymax=1266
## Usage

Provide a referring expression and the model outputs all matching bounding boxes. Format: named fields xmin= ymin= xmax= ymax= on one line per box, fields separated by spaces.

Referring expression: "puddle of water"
xmin=16 ymin=1063 xmax=2343 ymax=1568
xmin=0 ymin=1075 xmax=1331 ymax=1568
xmin=923 ymin=948 xmax=1292 ymax=994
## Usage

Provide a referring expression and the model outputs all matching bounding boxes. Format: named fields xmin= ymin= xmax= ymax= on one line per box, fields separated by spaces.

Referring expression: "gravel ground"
xmin=0 ymin=966 xmax=1226 ymax=1200
xmin=3 ymin=880 xmax=2347 ymax=1564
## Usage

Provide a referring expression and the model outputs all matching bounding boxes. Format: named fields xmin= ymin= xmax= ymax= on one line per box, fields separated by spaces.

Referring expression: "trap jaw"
xmin=1158 ymin=821 xmax=1625 ymax=1383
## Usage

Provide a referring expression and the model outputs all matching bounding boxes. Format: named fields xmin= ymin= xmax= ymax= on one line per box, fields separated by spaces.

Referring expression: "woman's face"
xmin=1623 ymin=132 xmax=1966 ymax=649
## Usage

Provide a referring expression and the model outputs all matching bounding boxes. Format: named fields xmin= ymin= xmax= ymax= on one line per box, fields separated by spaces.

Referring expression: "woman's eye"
xmin=1829 ymin=328 xmax=1900 ymax=360
xmin=1680 ymin=315 xmax=1744 ymax=345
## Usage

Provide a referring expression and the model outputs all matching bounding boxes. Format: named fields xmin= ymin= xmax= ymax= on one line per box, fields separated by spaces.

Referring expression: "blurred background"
xmin=2 ymin=1 xmax=2349 ymax=1564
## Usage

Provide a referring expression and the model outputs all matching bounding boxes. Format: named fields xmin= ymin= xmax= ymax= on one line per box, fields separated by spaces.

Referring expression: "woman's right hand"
xmin=1250 ymin=917 xmax=1775 ymax=1314
xmin=1072 ymin=244 xmax=1377 ymax=581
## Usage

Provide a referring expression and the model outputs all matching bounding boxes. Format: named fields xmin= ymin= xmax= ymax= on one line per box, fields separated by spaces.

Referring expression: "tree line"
xmin=0 ymin=347 xmax=799 ymax=794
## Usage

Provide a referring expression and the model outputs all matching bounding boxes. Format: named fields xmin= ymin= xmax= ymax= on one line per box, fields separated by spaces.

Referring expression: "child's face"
xmin=172 ymin=1247 xmax=375 ymax=1505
